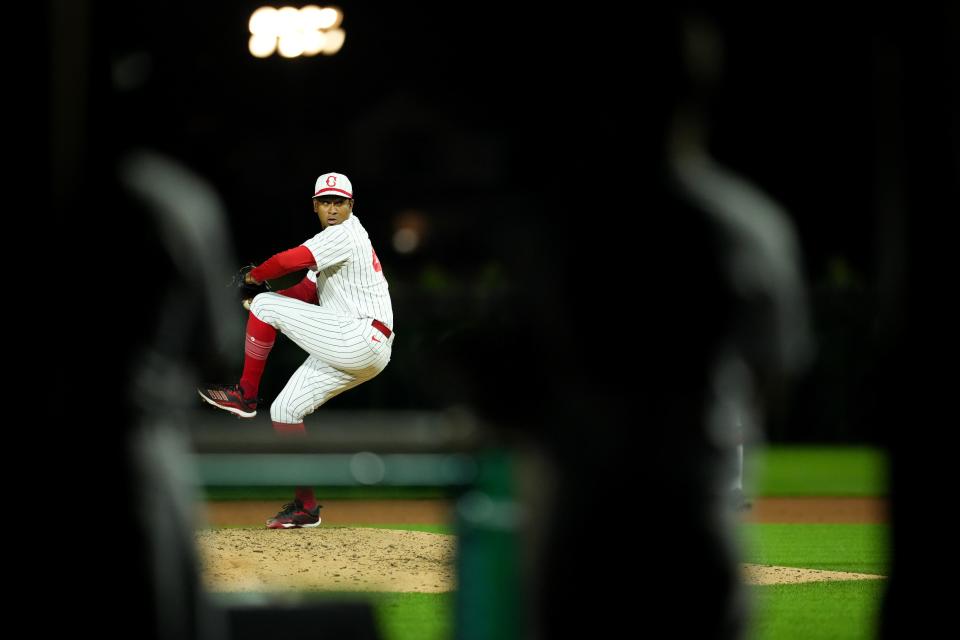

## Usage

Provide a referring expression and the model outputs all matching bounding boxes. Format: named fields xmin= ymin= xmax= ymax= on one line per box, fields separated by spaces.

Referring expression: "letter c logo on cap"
xmin=326 ymin=176 xmax=337 ymax=187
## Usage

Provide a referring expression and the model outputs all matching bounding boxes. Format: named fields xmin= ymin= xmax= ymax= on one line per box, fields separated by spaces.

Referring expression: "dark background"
xmin=42 ymin=4 xmax=958 ymax=637
xmin=50 ymin=2 xmax=956 ymax=444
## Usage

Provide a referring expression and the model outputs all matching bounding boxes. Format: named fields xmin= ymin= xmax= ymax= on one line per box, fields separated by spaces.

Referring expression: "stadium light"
xmin=248 ymin=5 xmax=345 ymax=59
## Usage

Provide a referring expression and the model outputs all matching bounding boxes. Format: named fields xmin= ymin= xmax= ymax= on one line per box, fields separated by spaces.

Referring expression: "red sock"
xmin=272 ymin=421 xmax=305 ymax=435
xmin=296 ymin=487 xmax=317 ymax=510
xmin=239 ymin=313 xmax=276 ymax=400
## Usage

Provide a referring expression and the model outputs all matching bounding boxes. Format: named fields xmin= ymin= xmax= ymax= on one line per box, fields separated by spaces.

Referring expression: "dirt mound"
xmin=196 ymin=527 xmax=455 ymax=593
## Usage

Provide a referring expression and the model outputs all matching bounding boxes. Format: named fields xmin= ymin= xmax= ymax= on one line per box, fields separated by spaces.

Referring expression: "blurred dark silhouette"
xmin=50 ymin=2 xmax=382 ymax=637
xmin=427 ymin=9 xmax=812 ymax=639
xmin=56 ymin=11 xmax=238 ymax=637
xmin=871 ymin=7 xmax=958 ymax=637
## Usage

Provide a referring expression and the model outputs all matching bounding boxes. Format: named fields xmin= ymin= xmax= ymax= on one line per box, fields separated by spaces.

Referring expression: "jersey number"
xmin=372 ymin=248 xmax=383 ymax=273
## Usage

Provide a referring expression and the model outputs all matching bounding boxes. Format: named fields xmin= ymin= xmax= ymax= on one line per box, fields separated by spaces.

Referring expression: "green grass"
xmin=753 ymin=446 xmax=887 ymax=497
xmin=374 ymin=592 xmax=453 ymax=640
xmin=748 ymin=580 xmax=886 ymax=640
xmin=740 ymin=523 xmax=888 ymax=640
xmin=740 ymin=524 xmax=889 ymax=575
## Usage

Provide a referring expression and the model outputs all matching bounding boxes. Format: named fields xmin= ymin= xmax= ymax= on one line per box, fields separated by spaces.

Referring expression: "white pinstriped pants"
xmin=249 ymin=293 xmax=393 ymax=423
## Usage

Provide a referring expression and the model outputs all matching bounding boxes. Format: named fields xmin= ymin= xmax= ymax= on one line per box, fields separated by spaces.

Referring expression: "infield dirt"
xmin=197 ymin=498 xmax=887 ymax=591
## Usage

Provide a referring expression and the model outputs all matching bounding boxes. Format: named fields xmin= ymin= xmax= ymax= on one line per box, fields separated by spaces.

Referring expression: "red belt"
xmin=371 ymin=319 xmax=392 ymax=338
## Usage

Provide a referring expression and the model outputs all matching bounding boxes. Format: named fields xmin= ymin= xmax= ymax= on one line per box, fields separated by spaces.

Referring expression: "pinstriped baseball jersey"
xmin=247 ymin=209 xmax=394 ymax=424
xmin=301 ymin=215 xmax=393 ymax=328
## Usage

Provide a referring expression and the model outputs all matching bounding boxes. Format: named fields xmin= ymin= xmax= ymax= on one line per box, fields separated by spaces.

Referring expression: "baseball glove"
xmin=231 ymin=264 xmax=272 ymax=309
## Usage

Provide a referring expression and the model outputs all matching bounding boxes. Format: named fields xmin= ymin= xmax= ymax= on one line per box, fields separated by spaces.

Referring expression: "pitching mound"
xmin=196 ymin=527 xmax=455 ymax=593
xmin=743 ymin=563 xmax=886 ymax=585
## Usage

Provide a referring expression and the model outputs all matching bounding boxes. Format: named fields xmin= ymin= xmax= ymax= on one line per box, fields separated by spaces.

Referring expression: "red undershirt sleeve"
xmin=249 ymin=245 xmax=316 ymax=282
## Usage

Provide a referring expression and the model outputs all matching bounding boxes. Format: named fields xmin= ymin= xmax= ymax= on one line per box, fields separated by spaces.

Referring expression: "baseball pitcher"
xmin=198 ymin=172 xmax=394 ymax=528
